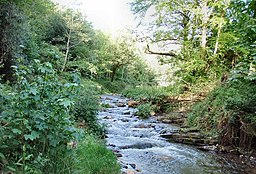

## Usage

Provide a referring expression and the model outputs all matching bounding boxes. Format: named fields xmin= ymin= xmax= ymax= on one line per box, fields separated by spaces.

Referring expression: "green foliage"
xmin=100 ymin=103 xmax=112 ymax=108
xmin=73 ymin=136 xmax=120 ymax=174
xmin=0 ymin=60 xmax=80 ymax=172
xmin=122 ymin=86 xmax=169 ymax=102
xmin=97 ymin=79 xmax=127 ymax=93
xmin=73 ymin=80 xmax=105 ymax=137
xmin=123 ymin=85 xmax=178 ymax=113
xmin=187 ymin=80 xmax=256 ymax=148
xmin=0 ymin=2 xmax=27 ymax=81
xmin=136 ymin=103 xmax=152 ymax=119
xmin=125 ymin=58 xmax=157 ymax=86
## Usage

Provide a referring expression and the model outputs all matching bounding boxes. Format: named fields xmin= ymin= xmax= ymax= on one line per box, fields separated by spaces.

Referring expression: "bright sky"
xmin=52 ymin=0 xmax=136 ymax=35
xmin=52 ymin=0 xmax=172 ymax=85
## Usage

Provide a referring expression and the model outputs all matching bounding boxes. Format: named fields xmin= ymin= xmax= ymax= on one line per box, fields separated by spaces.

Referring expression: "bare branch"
xmin=145 ymin=44 xmax=176 ymax=57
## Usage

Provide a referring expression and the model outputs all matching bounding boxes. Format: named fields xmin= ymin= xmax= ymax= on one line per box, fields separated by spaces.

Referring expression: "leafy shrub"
xmin=0 ymin=60 xmax=80 ymax=173
xmin=73 ymin=136 xmax=120 ymax=174
xmin=100 ymin=103 xmax=112 ymax=108
xmin=136 ymin=103 xmax=152 ymax=119
xmin=73 ymin=81 xmax=105 ymax=137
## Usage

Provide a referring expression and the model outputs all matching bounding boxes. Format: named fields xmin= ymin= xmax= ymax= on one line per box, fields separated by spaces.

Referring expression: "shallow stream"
xmin=98 ymin=94 xmax=244 ymax=174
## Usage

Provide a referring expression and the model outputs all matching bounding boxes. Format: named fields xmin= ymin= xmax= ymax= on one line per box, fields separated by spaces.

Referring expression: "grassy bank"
xmin=187 ymin=80 xmax=256 ymax=150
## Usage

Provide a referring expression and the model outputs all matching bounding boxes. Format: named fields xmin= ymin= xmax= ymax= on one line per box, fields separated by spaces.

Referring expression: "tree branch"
xmin=145 ymin=44 xmax=176 ymax=57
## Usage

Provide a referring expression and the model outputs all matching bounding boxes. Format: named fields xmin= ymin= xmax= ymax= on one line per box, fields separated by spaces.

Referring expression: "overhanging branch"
xmin=145 ymin=44 xmax=176 ymax=57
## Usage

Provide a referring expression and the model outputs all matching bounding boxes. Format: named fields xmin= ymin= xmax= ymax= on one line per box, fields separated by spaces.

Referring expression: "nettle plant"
xmin=0 ymin=60 xmax=80 ymax=172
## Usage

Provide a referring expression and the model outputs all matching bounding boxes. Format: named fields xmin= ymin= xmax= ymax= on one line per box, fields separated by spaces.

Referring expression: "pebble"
xmin=123 ymin=110 xmax=131 ymax=115
xmin=116 ymin=103 xmax=126 ymax=107
xmin=134 ymin=123 xmax=152 ymax=128
xmin=121 ymin=118 xmax=129 ymax=122
xmin=116 ymin=153 xmax=123 ymax=157
xmin=129 ymin=163 xmax=136 ymax=169
xmin=103 ymin=116 xmax=112 ymax=119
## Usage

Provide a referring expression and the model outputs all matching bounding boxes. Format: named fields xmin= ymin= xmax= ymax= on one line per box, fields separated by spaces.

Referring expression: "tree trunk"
xmin=111 ymin=66 xmax=117 ymax=82
xmin=61 ymin=15 xmax=73 ymax=72
xmin=201 ymin=0 xmax=208 ymax=50
xmin=214 ymin=22 xmax=222 ymax=55
xmin=61 ymin=30 xmax=71 ymax=72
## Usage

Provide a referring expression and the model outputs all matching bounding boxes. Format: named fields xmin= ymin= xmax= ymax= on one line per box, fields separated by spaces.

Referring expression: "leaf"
xmin=59 ymin=99 xmax=74 ymax=107
xmin=29 ymin=88 xmax=38 ymax=95
xmin=12 ymin=128 xmax=22 ymax=135
xmin=24 ymin=131 xmax=40 ymax=141
xmin=0 ymin=153 xmax=5 ymax=159
xmin=7 ymin=166 xmax=16 ymax=172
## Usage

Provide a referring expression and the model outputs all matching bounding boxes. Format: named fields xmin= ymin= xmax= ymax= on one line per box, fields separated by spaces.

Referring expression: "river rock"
xmin=116 ymin=102 xmax=126 ymax=107
xmin=116 ymin=153 xmax=123 ymax=157
xmin=161 ymin=132 xmax=207 ymax=146
xmin=121 ymin=118 xmax=130 ymax=122
xmin=162 ymin=118 xmax=185 ymax=125
xmin=119 ymin=142 xmax=154 ymax=149
xmin=123 ymin=110 xmax=131 ymax=115
xmin=128 ymin=100 xmax=139 ymax=107
xmin=162 ymin=119 xmax=173 ymax=124
xmin=129 ymin=163 xmax=136 ymax=169
xmin=134 ymin=123 xmax=152 ymax=128
xmin=150 ymin=111 xmax=156 ymax=116
xmin=159 ymin=128 xmax=179 ymax=134
xmin=105 ymin=97 xmax=112 ymax=100
xmin=103 ymin=116 xmax=112 ymax=119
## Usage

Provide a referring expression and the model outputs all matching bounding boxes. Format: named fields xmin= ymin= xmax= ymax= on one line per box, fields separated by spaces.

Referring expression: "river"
xmin=98 ymin=94 xmax=247 ymax=174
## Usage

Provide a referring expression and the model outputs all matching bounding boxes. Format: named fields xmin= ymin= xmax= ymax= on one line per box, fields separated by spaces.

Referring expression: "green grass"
xmin=122 ymin=85 xmax=181 ymax=114
xmin=73 ymin=136 xmax=120 ymax=174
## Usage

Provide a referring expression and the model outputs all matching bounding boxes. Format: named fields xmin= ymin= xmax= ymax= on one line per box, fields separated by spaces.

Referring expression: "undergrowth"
xmin=187 ymin=80 xmax=256 ymax=150
xmin=0 ymin=62 xmax=116 ymax=173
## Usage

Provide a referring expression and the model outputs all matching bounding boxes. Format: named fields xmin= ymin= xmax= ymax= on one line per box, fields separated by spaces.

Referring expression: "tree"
xmin=58 ymin=10 xmax=90 ymax=72
xmin=226 ymin=0 xmax=256 ymax=81
xmin=131 ymin=0 xmax=233 ymax=84
xmin=109 ymin=37 xmax=138 ymax=82
xmin=0 ymin=2 xmax=26 ymax=82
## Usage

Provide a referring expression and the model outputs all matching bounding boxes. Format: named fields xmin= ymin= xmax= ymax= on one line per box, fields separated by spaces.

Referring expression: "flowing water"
xmin=98 ymin=94 xmax=244 ymax=174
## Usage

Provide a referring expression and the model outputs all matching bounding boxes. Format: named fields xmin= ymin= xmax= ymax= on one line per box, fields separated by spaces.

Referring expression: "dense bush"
xmin=122 ymin=85 xmax=174 ymax=113
xmin=0 ymin=60 xmax=81 ymax=173
xmin=97 ymin=79 xmax=127 ymax=93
